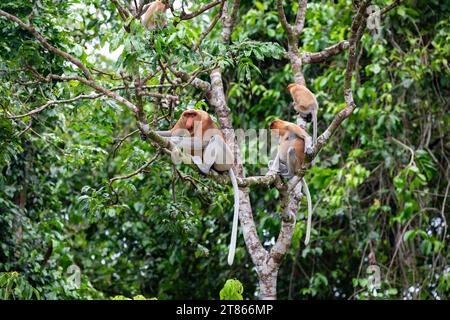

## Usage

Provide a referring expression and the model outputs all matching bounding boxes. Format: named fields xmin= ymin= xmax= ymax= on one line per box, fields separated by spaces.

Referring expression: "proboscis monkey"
xmin=268 ymin=119 xmax=313 ymax=245
xmin=141 ymin=1 xmax=169 ymax=30
xmin=288 ymin=83 xmax=318 ymax=147
xmin=156 ymin=110 xmax=239 ymax=265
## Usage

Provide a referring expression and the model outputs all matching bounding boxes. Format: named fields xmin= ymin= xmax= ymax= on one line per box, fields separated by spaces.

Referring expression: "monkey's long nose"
xmin=185 ymin=117 xmax=194 ymax=130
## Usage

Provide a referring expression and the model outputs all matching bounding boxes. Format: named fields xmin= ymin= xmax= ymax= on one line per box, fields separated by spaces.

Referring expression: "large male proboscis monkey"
xmin=156 ymin=110 xmax=240 ymax=265
xmin=288 ymin=83 xmax=318 ymax=147
xmin=141 ymin=0 xmax=169 ymax=30
xmin=268 ymin=119 xmax=313 ymax=245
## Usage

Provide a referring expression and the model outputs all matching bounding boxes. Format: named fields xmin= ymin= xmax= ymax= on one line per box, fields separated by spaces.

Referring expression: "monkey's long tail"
xmin=227 ymin=168 xmax=240 ymax=266
xmin=313 ymin=109 xmax=317 ymax=146
xmin=301 ymin=178 xmax=313 ymax=245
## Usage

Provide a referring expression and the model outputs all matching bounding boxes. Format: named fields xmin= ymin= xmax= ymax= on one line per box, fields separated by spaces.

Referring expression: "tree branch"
xmin=6 ymin=93 xmax=104 ymax=119
xmin=301 ymin=40 xmax=350 ymax=64
xmin=276 ymin=0 xmax=293 ymax=37
xmin=179 ymin=0 xmax=222 ymax=21
xmin=222 ymin=0 xmax=240 ymax=43
xmin=109 ymin=151 xmax=161 ymax=186
xmin=294 ymin=0 xmax=308 ymax=35
xmin=376 ymin=0 xmax=403 ymax=17
xmin=310 ymin=1 xmax=369 ymax=159
xmin=111 ymin=0 xmax=131 ymax=21
xmin=194 ymin=0 xmax=226 ymax=50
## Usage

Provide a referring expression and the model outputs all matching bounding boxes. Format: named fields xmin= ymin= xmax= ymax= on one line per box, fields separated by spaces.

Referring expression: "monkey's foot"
xmin=305 ymin=146 xmax=314 ymax=157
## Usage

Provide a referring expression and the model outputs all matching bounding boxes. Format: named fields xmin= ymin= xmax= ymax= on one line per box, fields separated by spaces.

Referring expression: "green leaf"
xmin=219 ymin=279 xmax=244 ymax=300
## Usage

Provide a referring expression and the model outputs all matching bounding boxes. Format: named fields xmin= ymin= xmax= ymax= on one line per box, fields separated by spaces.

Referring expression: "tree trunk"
xmin=259 ymin=268 xmax=278 ymax=300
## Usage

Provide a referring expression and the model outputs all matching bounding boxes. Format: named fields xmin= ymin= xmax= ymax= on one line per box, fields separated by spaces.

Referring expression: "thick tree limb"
xmin=221 ymin=0 xmax=240 ymax=43
xmin=276 ymin=0 xmax=294 ymax=38
xmin=168 ymin=66 xmax=212 ymax=92
xmin=294 ymin=0 xmax=308 ymax=35
xmin=301 ymin=40 xmax=350 ymax=64
xmin=208 ymin=67 xmax=268 ymax=274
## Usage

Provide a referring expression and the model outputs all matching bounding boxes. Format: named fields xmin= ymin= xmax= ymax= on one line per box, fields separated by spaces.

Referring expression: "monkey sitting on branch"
xmin=141 ymin=0 xmax=170 ymax=30
xmin=268 ymin=119 xmax=313 ymax=245
xmin=156 ymin=109 xmax=240 ymax=266
xmin=287 ymin=83 xmax=319 ymax=154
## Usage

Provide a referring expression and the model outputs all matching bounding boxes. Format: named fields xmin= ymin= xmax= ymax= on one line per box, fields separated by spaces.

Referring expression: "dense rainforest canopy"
xmin=0 ymin=0 xmax=448 ymax=300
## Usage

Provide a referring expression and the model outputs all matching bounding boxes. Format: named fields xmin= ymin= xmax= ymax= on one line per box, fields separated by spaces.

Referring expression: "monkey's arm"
xmin=286 ymin=147 xmax=298 ymax=178
xmin=304 ymin=135 xmax=313 ymax=154
xmin=155 ymin=130 xmax=172 ymax=137
xmin=156 ymin=131 xmax=206 ymax=150
xmin=268 ymin=152 xmax=280 ymax=173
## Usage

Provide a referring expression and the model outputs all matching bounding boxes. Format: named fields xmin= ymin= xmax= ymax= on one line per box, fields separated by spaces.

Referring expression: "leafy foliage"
xmin=220 ymin=279 xmax=244 ymax=300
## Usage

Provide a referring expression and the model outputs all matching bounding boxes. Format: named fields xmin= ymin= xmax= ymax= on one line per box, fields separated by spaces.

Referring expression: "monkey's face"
xmin=182 ymin=111 xmax=201 ymax=133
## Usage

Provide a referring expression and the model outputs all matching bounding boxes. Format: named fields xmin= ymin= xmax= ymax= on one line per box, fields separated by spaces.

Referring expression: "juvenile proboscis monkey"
xmin=156 ymin=110 xmax=240 ymax=265
xmin=268 ymin=119 xmax=313 ymax=245
xmin=288 ymin=83 xmax=318 ymax=147
xmin=141 ymin=0 xmax=169 ymax=30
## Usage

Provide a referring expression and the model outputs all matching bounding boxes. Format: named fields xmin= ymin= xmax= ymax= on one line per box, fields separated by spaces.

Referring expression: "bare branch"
xmin=276 ymin=0 xmax=304 ymax=84
xmin=194 ymin=0 xmax=226 ymax=50
xmin=294 ymin=0 xmax=308 ymax=34
xmin=270 ymin=190 xmax=299 ymax=264
xmin=179 ymin=0 xmax=222 ymax=21
xmin=109 ymin=151 xmax=161 ymax=186
xmin=276 ymin=0 xmax=293 ymax=37
xmin=14 ymin=119 xmax=33 ymax=138
xmin=222 ymin=0 xmax=240 ymax=43
xmin=309 ymin=1 xmax=369 ymax=159
xmin=168 ymin=66 xmax=211 ymax=92
xmin=301 ymin=40 xmax=350 ymax=64
xmin=111 ymin=0 xmax=131 ymax=21
xmin=7 ymin=93 xmax=104 ymax=119
xmin=29 ymin=73 xmax=139 ymax=114
xmin=113 ymin=129 xmax=140 ymax=157
xmin=140 ymin=92 xmax=179 ymax=101
xmin=376 ymin=0 xmax=403 ymax=17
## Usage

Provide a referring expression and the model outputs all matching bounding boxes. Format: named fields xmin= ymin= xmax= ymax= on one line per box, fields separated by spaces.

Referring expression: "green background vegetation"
xmin=0 ymin=0 xmax=449 ymax=299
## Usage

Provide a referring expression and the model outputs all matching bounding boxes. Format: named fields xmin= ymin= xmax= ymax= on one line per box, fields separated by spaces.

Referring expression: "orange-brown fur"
xmin=141 ymin=1 xmax=169 ymax=30
xmin=270 ymin=119 xmax=307 ymax=173
xmin=171 ymin=110 xmax=224 ymax=143
xmin=287 ymin=83 xmax=317 ymax=115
